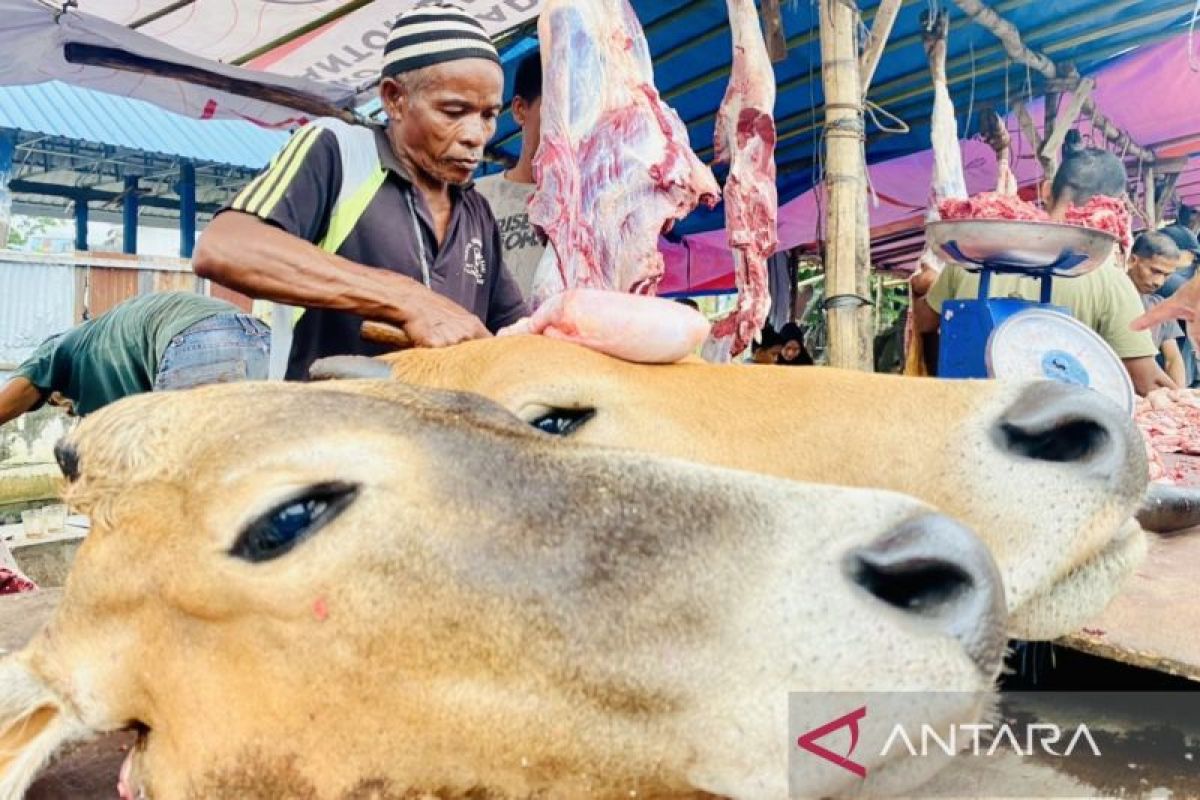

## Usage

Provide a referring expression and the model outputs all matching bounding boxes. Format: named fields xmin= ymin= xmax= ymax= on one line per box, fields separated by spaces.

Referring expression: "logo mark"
xmin=796 ymin=706 xmax=868 ymax=778
xmin=464 ymin=237 xmax=487 ymax=285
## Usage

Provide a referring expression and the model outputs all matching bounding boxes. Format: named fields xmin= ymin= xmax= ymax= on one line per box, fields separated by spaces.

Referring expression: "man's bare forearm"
xmin=193 ymin=212 xmax=426 ymax=327
xmin=0 ymin=378 xmax=42 ymax=427
xmin=1163 ymin=341 xmax=1187 ymax=388
xmin=1124 ymin=356 xmax=1177 ymax=396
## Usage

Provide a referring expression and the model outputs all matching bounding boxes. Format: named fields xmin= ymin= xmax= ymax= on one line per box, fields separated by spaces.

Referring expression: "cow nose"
xmin=994 ymin=380 xmax=1135 ymax=480
xmin=54 ymin=439 xmax=80 ymax=482
xmin=847 ymin=514 xmax=1006 ymax=675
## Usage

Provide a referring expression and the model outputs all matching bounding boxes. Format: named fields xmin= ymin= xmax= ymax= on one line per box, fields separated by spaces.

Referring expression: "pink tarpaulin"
xmin=666 ymin=33 xmax=1200 ymax=292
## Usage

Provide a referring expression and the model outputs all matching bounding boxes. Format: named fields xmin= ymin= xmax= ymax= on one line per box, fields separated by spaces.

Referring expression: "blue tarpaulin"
xmin=486 ymin=0 xmax=1196 ymax=235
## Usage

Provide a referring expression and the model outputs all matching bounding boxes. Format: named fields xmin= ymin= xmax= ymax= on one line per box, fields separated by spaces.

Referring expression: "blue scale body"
xmin=936 ymin=242 xmax=1087 ymax=380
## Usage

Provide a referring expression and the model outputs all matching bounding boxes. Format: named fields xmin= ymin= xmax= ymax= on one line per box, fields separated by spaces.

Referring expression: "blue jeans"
xmin=153 ymin=313 xmax=270 ymax=391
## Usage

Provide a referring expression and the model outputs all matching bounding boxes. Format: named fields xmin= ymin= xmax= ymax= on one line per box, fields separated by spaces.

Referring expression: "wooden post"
xmin=1145 ymin=164 xmax=1156 ymax=228
xmin=819 ymin=0 xmax=872 ymax=371
xmin=761 ymin=0 xmax=788 ymax=63
xmin=1043 ymin=85 xmax=1061 ymax=180
xmin=951 ymin=0 xmax=1153 ymax=165
xmin=859 ymin=0 xmax=902 ymax=94
xmin=1159 ymin=172 xmax=1181 ymax=217
xmin=1041 ymin=77 xmax=1095 ymax=162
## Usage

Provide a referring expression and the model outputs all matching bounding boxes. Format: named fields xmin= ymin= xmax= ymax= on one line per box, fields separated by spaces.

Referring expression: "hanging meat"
xmin=923 ymin=11 xmax=968 ymax=213
xmin=905 ymin=11 xmax=968 ymax=372
xmin=980 ymin=108 xmax=1018 ymax=197
xmin=528 ymin=0 xmax=721 ymax=308
xmin=705 ymin=0 xmax=779 ymax=359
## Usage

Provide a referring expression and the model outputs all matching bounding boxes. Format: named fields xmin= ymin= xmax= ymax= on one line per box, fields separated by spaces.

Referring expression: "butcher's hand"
xmin=398 ymin=288 xmax=491 ymax=348
xmin=1125 ymin=356 xmax=1178 ymax=397
xmin=1132 ymin=275 xmax=1200 ymax=348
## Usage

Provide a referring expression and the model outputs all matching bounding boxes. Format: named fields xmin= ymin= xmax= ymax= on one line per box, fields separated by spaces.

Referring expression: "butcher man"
xmin=915 ymin=140 xmax=1171 ymax=395
xmin=194 ymin=2 xmax=527 ymax=380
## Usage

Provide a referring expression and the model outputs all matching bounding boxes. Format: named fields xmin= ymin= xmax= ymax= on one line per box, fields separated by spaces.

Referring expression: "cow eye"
xmin=529 ymin=408 xmax=596 ymax=437
xmin=230 ymin=482 xmax=359 ymax=563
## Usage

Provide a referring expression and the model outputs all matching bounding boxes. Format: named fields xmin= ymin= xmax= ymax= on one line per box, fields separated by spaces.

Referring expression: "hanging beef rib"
xmin=706 ymin=0 xmax=779 ymax=358
xmin=528 ymin=0 xmax=721 ymax=307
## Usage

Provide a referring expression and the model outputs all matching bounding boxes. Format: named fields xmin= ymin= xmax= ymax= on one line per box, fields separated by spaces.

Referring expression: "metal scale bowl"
xmin=926 ymin=219 xmax=1135 ymax=416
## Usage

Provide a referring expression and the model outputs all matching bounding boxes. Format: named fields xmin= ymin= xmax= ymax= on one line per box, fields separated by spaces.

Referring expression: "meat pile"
xmin=706 ymin=0 xmax=779 ymax=358
xmin=937 ymin=193 xmax=1132 ymax=253
xmin=1136 ymin=388 xmax=1200 ymax=483
xmin=1063 ymin=195 xmax=1133 ymax=254
xmin=938 ymin=192 xmax=1048 ymax=223
xmin=0 ymin=567 xmax=37 ymax=595
xmin=528 ymin=0 xmax=721 ymax=308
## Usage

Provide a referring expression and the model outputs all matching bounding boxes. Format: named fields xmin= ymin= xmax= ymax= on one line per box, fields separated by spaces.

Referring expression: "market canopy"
xmin=16 ymin=2 xmax=1197 ymax=227
xmin=4 ymin=1 xmax=1199 ymax=278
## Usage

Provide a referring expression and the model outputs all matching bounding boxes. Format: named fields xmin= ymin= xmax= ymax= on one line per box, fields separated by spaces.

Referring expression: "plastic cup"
xmin=42 ymin=504 xmax=67 ymax=534
xmin=20 ymin=509 xmax=46 ymax=539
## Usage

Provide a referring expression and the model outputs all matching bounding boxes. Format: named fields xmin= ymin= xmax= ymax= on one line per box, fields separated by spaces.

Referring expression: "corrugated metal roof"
xmin=0 ymin=81 xmax=287 ymax=169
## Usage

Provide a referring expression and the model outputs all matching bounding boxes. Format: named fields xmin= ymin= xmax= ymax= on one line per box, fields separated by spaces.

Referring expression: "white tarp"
xmin=0 ymin=0 xmax=357 ymax=127
xmin=79 ymin=0 xmax=545 ymax=95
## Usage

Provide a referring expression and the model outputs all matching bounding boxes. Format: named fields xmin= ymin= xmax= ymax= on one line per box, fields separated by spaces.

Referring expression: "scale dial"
xmin=986 ymin=308 xmax=1135 ymax=416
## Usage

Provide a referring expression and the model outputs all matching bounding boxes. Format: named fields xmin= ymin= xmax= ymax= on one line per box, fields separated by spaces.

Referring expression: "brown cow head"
xmin=0 ymin=380 xmax=1004 ymax=799
xmin=322 ymin=335 xmax=1149 ymax=641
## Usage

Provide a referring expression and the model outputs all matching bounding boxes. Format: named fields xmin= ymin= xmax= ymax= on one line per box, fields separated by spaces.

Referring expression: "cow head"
xmin=322 ymin=335 xmax=1149 ymax=640
xmin=0 ymin=381 xmax=1004 ymax=799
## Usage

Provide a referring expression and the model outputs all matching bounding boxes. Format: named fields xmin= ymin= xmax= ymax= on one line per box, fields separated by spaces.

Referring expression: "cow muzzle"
xmin=847 ymin=513 xmax=1007 ymax=676
xmin=993 ymin=380 xmax=1140 ymax=479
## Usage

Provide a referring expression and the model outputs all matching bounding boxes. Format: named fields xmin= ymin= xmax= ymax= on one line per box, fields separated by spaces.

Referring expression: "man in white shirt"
xmin=475 ymin=51 xmax=545 ymax=300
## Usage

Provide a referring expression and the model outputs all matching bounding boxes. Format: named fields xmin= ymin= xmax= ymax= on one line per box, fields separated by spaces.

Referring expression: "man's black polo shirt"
xmin=221 ymin=118 xmax=528 ymax=379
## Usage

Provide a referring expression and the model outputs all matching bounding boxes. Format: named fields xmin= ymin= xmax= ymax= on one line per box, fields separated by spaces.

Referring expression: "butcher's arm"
xmin=1162 ymin=339 xmax=1187 ymax=387
xmin=1124 ymin=356 xmax=1177 ymax=396
xmin=913 ymin=297 xmax=941 ymax=334
xmin=0 ymin=377 xmax=42 ymax=427
xmin=195 ymin=212 xmax=487 ymax=347
xmin=1132 ymin=274 xmax=1200 ymax=347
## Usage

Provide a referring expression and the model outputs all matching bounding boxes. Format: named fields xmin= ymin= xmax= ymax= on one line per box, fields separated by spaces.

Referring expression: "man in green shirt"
xmin=0 ymin=292 xmax=270 ymax=425
xmin=914 ymin=139 xmax=1170 ymax=396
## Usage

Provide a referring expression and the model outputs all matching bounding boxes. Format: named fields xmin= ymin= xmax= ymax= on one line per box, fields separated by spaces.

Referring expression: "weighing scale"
xmin=926 ymin=219 xmax=1135 ymax=416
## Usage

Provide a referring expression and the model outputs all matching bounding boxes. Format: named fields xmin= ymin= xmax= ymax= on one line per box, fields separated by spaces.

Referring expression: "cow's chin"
xmin=1008 ymin=516 xmax=1147 ymax=641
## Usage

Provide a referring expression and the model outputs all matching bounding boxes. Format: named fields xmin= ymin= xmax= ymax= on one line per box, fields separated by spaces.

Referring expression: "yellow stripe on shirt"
xmin=231 ymin=125 xmax=321 ymax=217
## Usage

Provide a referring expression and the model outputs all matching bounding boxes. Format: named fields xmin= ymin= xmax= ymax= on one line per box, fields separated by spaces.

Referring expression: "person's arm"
xmin=0 ymin=377 xmax=43 ymax=427
xmin=1162 ymin=339 xmax=1187 ymax=387
xmin=913 ymin=264 xmax=955 ymax=334
xmin=1133 ymin=273 xmax=1200 ymax=346
xmin=913 ymin=296 xmax=941 ymax=334
xmin=1124 ymin=356 xmax=1177 ymax=396
xmin=195 ymin=124 xmax=487 ymax=348
xmin=194 ymin=213 xmax=488 ymax=347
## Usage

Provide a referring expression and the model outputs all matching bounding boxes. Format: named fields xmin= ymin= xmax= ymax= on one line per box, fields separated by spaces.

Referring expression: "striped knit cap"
xmin=382 ymin=3 xmax=500 ymax=79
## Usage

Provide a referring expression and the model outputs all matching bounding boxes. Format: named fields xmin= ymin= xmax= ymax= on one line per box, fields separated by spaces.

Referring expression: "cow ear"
xmin=0 ymin=655 xmax=90 ymax=800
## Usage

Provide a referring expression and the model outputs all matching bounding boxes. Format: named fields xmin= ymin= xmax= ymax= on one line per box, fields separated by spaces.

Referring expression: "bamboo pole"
xmin=819 ymin=0 xmax=872 ymax=371
xmin=761 ymin=0 xmax=789 ymax=62
xmin=859 ymin=0 xmax=903 ymax=94
xmin=950 ymin=0 xmax=1154 ymax=163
